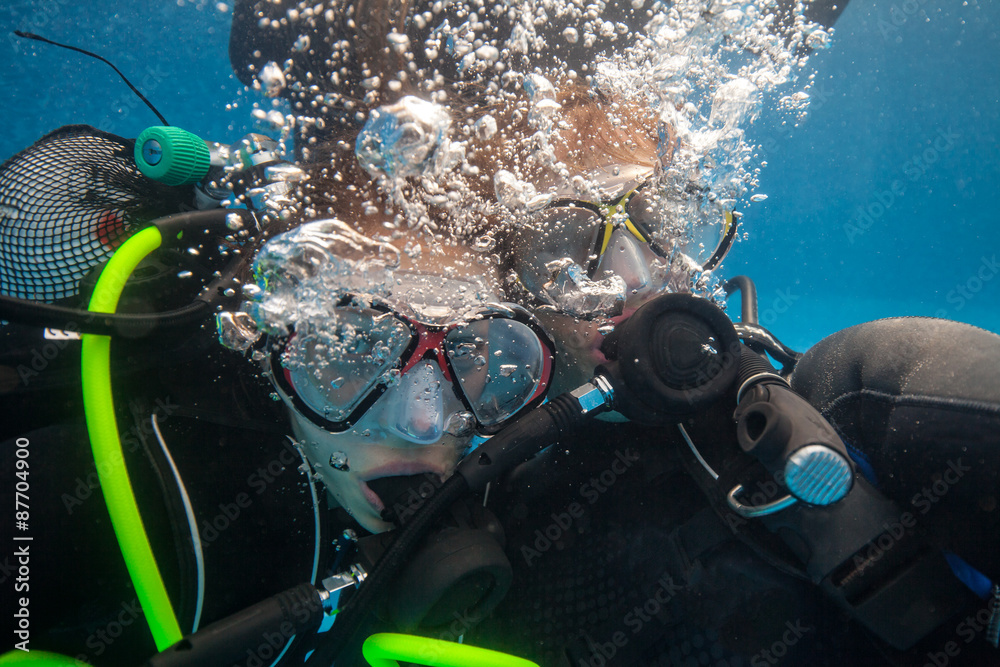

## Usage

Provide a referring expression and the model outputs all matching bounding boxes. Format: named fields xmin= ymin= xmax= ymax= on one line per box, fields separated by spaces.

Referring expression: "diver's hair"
xmin=232 ymin=0 xmax=665 ymax=281
xmin=288 ymin=80 xmax=661 ymax=226
xmin=354 ymin=0 xmax=412 ymax=99
xmin=485 ymin=82 xmax=661 ymax=184
xmin=479 ymin=82 xmax=664 ymax=286
xmin=235 ymin=79 xmax=664 ymax=285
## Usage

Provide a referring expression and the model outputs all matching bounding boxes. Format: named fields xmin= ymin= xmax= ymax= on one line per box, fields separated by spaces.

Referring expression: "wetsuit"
xmin=462 ymin=317 xmax=1000 ymax=666
xmin=4 ymin=310 xmax=999 ymax=665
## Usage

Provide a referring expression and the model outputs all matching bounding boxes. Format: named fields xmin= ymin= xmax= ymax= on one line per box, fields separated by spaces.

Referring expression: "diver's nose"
xmin=383 ymin=361 xmax=449 ymax=445
xmin=601 ymin=228 xmax=653 ymax=295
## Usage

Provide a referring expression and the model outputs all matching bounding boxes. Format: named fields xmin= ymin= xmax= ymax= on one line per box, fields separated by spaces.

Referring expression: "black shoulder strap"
xmin=676 ymin=422 xmax=976 ymax=650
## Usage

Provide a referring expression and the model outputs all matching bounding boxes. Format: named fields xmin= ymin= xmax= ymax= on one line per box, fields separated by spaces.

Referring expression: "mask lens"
xmin=283 ymin=308 xmax=412 ymax=422
xmin=598 ymin=227 xmax=654 ymax=293
xmin=514 ymin=205 xmax=604 ymax=293
xmin=445 ymin=318 xmax=548 ymax=427
xmin=628 ymin=186 xmax=734 ymax=270
xmin=624 ymin=188 xmax=662 ymax=245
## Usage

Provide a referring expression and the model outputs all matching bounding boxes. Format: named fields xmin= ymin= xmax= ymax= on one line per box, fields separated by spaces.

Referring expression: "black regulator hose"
xmin=0 ymin=296 xmax=211 ymax=336
xmin=304 ymin=392 xmax=597 ymax=666
xmin=723 ymin=275 xmax=758 ymax=324
xmin=145 ymin=583 xmax=326 ymax=667
xmin=721 ymin=275 xmax=801 ymax=373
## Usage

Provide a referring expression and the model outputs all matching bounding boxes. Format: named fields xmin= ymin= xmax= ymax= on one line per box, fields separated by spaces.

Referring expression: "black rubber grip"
xmin=457 ymin=393 xmax=583 ymax=492
xmin=144 ymin=582 xmax=324 ymax=667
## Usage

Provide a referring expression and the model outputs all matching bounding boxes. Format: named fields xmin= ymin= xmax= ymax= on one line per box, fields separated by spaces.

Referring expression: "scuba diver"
xmin=3 ymin=1 xmax=1000 ymax=666
xmin=230 ymin=0 xmax=1000 ymax=663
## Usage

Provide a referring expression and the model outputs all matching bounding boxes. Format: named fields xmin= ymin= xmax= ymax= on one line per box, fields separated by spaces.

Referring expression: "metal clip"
xmin=318 ymin=563 xmax=368 ymax=615
xmin=570 ymin=375 xmax=615 ymax=414
xmin=726 ymin=483 xmax=797 ymax=518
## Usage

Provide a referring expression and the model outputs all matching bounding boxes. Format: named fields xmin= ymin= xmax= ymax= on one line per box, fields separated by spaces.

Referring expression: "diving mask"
xmin=510 ymin=178 xmax=738 ymax=314
xmin=269 ymin=299 xmax=555 ymax=436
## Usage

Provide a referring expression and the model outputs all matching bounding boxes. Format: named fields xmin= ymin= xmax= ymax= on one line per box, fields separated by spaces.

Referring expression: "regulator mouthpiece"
xmin=597 ymin=293 xmax=741 ymax=423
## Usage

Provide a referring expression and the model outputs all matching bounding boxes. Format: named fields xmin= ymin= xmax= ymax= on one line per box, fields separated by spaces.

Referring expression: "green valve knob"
xmin=135 ymin=126 xmax=211 ymax=186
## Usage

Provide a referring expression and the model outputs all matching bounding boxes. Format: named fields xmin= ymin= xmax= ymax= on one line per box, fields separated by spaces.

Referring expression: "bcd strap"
xmin=676 ymin=424 xmax=975 ymax=650
xmin=762 ymin=474 xmax=976 ymax=649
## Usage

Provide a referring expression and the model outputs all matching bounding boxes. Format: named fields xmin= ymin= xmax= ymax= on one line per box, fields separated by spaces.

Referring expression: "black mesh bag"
xmin=0 ymin=125 xmax=191 ymax=302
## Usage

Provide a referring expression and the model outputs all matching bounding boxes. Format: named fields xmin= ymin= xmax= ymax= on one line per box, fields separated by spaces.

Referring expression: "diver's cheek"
xmin=560 ymin=323 xmax=598 ymax=358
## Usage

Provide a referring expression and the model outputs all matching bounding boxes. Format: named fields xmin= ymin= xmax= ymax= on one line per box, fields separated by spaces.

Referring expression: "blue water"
xmin=2 ymin=1 xmax=251 ymax=164
xmin=727 ymin=0 xmax=1000 ymax=350
xmin=2 ymin=0 xmax=998 ymax=353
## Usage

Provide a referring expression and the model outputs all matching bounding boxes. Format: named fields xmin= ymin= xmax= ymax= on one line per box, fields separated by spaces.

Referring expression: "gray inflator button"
xmin=784 ymin=444 xmax=853 ymax=505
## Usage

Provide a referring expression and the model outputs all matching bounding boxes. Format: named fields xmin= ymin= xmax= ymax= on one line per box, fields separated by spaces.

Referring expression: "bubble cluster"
xmin=231 ymin=0 xmax=827 ymax=311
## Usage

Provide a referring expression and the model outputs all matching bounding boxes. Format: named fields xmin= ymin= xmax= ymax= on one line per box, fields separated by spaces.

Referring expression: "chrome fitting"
xmin=248 ymin=181 xmax=295 ymax=210
xmin=726 ymin=484 xmax=798 ymax=518
xmin=570 ymin=375 xmax=615 ymax=415
xmin=318 ymin=563 xmax=367 ymax=614
xmin=735 ymin=371 xmax=789 ymax=404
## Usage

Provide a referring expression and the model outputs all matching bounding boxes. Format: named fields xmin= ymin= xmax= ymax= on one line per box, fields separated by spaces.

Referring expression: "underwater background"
xmin=2 ymin=0 xmax=998 ymax=352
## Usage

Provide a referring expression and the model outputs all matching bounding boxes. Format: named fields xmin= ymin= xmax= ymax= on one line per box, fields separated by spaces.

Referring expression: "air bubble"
xmin=259 ymin=62 xmax=286 ymax=98
xmin=329 ymin=451 xmax=350 ymax=471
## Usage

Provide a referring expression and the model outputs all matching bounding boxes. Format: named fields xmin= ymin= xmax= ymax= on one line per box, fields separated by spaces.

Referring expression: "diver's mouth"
xmin=590 ymin=308 xmax=637 ymax=360
xmin=362 ymin=467 xmax=447 ymax=515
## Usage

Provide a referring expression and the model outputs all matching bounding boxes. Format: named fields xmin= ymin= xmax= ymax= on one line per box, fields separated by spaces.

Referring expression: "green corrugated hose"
xmin=80 ymin=225 xmax=183 ymax=650
xmin=362 ymin=633 xmax=539 ymax=667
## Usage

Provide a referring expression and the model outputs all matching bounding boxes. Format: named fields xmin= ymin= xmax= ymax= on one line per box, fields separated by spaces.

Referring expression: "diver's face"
xmin=505 ymin=158 xmax=735 ymax=398
xmin=286 ymin=360 xmax=471 ymax=533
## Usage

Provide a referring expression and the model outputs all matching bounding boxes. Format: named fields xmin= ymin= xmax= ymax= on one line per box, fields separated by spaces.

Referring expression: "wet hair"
xmin=232 ymin=82 xmax=665 ymax=293
xmin=230 ymin=0 xmax=667 ymax=284
xmin=485 ymin=83 xmax=661 ymax=185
